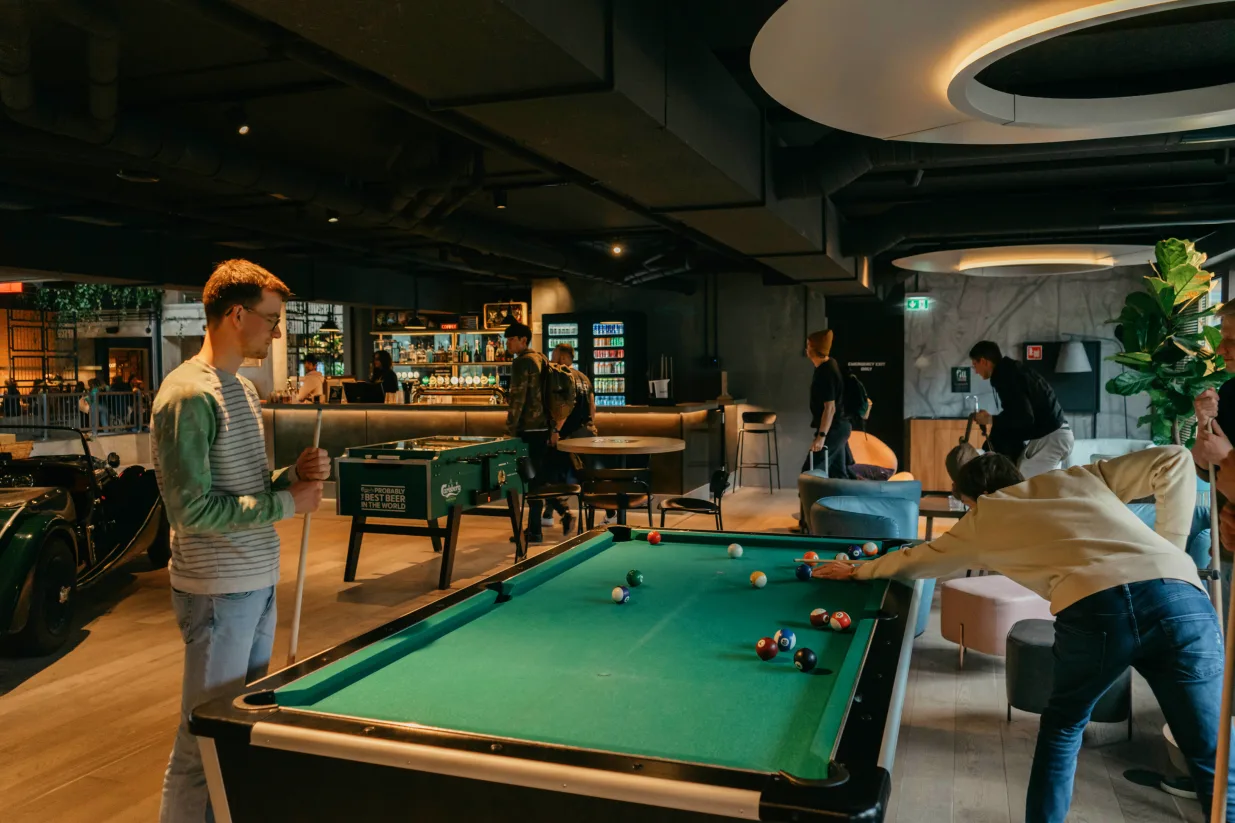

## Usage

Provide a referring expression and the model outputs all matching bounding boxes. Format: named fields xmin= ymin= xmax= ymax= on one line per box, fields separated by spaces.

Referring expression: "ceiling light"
xmin=611 ymin=244 xmax=624 ymax=256
xmin=956 ymin=255 xmax=1115 ymax=272
xmin=494 ymin=189 xmax=507 ymax=209
xmin=319 ymin=308 xmax=342 ymax=335
xmin=116 ymin=169 xmax=160 ymax=184
xmin=227 ymin=107 xmax=251 ymax=136
xmin=326 ymin=210 xmax=340 ymax=224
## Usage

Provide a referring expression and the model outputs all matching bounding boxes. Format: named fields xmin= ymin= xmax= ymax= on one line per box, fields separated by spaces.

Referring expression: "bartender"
xmin=370 ymin=350 xmax=400 ymax=403
xmin=297 ymin=354 xmax=325 ymax=403
xmin=969 ymin=340 xmax=1072 ymax=477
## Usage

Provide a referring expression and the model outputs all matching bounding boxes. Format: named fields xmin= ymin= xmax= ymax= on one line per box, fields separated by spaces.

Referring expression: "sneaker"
xmin=1159 ymin=776 xmax=1197 ymax=800
xmin=561 ymin=511 xmax=576 ymax=535
xmin=541 ymin=514 xmax=555 ymax=527
xmin=601 ymin=511 xmax=617 ymax=525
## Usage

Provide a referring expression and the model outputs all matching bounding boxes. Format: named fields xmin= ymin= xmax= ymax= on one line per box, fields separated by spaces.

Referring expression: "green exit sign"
xmin=906 ymin=296 xmax=931 ymax=312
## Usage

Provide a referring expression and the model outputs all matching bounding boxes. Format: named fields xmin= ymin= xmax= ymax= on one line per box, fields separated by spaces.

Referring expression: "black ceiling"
xmin=0 ymin=0 xmax=1233 ymax=303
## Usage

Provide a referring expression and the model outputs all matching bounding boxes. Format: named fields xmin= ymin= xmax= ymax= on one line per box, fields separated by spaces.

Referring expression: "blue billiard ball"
xmin=795 ymin=563 xmax=812 ymax=581
xmin=849 ymin=546 xmax=864 ymax=560
xmin=775 ymin=629 xmax=797 ymax=652
xmin=611 ymin=586 xmax=630 ymax=604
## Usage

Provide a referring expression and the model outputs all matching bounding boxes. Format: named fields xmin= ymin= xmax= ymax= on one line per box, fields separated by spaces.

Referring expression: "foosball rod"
xmin=286 ymin=406 xmax=324 ymax=666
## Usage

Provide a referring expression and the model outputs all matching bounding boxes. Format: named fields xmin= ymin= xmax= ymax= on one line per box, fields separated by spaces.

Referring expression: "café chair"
xmin=659 ymin=469 xmax=729 ymax=530
xmin=736 ymin=411 xmax=780 ymax=493
xmin=581 ymin=468 xmax=653 ymax=528
xmin=516 ymin=457 xmax=584 ymax=538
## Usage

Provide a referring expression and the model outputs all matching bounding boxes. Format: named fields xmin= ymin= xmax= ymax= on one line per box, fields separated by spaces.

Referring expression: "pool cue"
xmin=1212 ymin=547 xmax=1235 ymax=823
xmin=286 ymin=406 xmax=324 ymax=666
xmin=1209 ymin=419 xmax=1223 ymax=634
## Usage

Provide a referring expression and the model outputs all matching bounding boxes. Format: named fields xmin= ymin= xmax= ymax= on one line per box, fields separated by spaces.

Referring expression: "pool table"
xmin=192 ymin=526 xmax=922 ymax=823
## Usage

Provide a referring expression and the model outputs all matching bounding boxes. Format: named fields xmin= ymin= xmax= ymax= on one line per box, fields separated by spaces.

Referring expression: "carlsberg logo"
xmin=441 ymin=481 xmax=462 ymax=501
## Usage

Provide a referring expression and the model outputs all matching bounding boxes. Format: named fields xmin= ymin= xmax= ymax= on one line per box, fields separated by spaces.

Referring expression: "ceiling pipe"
xmin=776 ymin=130 xmax=1235 ymax=200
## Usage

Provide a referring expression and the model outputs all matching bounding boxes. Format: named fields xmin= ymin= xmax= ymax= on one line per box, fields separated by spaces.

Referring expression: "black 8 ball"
xmin=793 ymin=648 xmax=818 ymax=673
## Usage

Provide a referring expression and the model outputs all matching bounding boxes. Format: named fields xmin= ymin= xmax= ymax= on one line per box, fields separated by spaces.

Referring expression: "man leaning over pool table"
xmin=813 ymin=445 xmax=1233 ymax=823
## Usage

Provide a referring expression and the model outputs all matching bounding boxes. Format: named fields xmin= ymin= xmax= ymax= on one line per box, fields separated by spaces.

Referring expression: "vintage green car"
xmin=0 ymin=427 xmax=169 ymax=655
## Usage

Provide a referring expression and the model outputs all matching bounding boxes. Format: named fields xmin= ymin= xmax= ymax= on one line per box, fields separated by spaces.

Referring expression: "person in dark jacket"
xmin=803 ymin=329 xmax=852 ymax=480
xmin=369 ymin=350 xmax=399 ymax=402
xmin=970 ymin=341 xmax=1073 ymax=477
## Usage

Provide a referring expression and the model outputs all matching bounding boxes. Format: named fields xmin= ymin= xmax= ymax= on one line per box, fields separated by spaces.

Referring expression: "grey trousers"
xmin=1018 ymin=426 xmax=1075 ymax=478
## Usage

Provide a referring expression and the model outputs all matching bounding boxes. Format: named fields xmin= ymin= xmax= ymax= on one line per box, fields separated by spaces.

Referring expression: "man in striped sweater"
xmin=154 ymin=260 xmax=329 ymax=823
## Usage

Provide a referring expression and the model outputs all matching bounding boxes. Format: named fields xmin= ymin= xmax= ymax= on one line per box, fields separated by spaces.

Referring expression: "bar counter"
xmin=263 ymin=401 xmax=741 ymax=496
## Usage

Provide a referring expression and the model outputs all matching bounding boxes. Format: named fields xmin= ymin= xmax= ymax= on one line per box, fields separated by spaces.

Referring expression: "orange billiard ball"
xmin=647 ymin=531 xmax=662 ymax=545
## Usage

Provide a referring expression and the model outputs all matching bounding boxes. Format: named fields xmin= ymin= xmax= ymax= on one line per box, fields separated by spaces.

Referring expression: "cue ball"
xmin=750 ymin=571 xmax=767 ymax=588
xmin=611 ymin=586 xmax=630 ymax=604
xmin=802 ymin=550 xmax=820 ymax=566
xmin=795 ymin=563 xmax=812 ymax=581
xmin=794 ymin=648 xmax=818 ymax=672
xmin=835 ymin=552 xmax=849 ymax=561
xmin=727 ymin=543 xmax=743 ymax=558
xmin=756 ymin=637 xmax=779 ymax=660
xmin=626 ymin=569 xmax=644 ymax=587
xmin=775 ymin=629 xmax=797 ymax=652
xmin=647 ymin=531 xmax=662 ymax=545
xmin=830 ymin=611 xmax=853 ymax=632
xmin=810 ymin=608 xmax=830 ymax=628
xmin=862 ymin=541 xmax=879 ymax=556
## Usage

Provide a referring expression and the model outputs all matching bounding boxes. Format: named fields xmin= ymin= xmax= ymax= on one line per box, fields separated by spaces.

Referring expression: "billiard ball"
xmin=848 ymin=546 xmax=865 ymax=560
xmin=647 ymin=531 xmax=662 ymax=545
xmin=727 ymin=543 xmax=743 ymax=558
xmin=795 ymin=563 xmax=812 ymax=581
xmin=834 ymin=552 xmax=848 ymax=561
xmin=775 ymin=629 xmax=797 ymax=652
xmin=611 ymin=586 xmax=630 ymax=604
xmin=750 ymin=571 xmax=767 ymax=588
xmin=756 ymin=637 xmax=778 ymax=660
xmin=862 ymin=541 xmax=879 ymax=556
xmin=809 ymin=608 xmax=829 ymax=628
xmin=802 ymin=550 xmax=820 ymax=566
xmin=794 ymin=648 xmax=818 ymax=672
xmin=830 ymin=611 xmax=852 ymax=632
xmin=626 ymin=569 xmax=644 ymax=587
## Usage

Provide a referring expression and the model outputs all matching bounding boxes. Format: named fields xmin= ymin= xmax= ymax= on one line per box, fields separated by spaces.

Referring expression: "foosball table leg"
xmin=437 ymin=505 xmax=464 ymax=589
xmin=429 ymin=518 xmax=443 ymax=553
xmin=343 ymin=516 xmax=366 ymax=582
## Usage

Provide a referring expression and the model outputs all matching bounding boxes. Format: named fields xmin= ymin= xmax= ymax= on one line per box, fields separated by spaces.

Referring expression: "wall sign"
xmin=1026 ymin=344 xmax=1043 ymax=361
xmin=905 ymin=296 xmax=931 ymax=312
xmin=951 ymin=366 xmax=971 ymax=393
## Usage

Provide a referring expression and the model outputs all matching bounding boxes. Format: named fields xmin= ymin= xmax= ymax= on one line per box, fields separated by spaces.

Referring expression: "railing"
xmin=0 ymin=391 xmax=153 ymax=439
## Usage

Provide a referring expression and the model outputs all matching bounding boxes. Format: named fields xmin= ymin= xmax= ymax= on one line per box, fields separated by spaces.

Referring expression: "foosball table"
xmin=335 ymin=435 xmax=528 ymax=589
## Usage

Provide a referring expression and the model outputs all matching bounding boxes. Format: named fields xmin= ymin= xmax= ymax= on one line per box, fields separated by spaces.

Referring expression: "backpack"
xmin=843 ymin=371 xmax=872 ymax=425
xmin=541 ymin=361 xmax=579 ymax=429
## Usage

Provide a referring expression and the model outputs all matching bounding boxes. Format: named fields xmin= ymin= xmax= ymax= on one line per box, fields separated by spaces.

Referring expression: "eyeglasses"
xmin=231 ymin=305 xmax=281 ymax=331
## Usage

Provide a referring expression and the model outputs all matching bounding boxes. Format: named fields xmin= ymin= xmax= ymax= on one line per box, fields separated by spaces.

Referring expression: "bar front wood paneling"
xmin=905 ymin=417 xmax=974 ymax=493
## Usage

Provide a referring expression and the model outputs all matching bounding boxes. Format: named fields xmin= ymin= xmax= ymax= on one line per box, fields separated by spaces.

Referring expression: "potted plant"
xmin=1106 ymin=238 xmax=1229 ymax=445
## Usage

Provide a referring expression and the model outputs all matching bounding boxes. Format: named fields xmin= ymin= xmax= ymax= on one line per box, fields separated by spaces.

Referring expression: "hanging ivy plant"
xmin=29 ymin=284 xmax=163 ymax=323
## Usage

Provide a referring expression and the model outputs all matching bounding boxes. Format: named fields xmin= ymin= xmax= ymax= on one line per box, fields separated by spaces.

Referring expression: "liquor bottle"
xmin=462 ymin=344 xmax=470 ymax=363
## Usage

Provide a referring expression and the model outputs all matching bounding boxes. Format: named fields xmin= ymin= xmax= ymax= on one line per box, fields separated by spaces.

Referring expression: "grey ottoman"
xmin=1005 ymin=619 xmax=1133 ymax=739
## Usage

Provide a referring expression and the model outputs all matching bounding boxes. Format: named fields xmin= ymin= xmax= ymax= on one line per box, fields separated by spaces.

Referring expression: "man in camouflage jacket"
xmin=504 ymin=322 xmax=552 ymax=542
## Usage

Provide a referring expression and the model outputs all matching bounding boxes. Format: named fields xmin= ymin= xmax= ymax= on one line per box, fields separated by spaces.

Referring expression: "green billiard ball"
xmin=626 ymin=569 xmax=644 ymax=587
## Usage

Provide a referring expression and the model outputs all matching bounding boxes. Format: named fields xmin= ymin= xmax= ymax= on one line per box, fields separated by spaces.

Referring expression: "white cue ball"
xmin=727 ymin=543 xmax=743 ymax=558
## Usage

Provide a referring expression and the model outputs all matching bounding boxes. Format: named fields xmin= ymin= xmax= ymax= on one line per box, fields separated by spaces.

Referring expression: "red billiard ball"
xmin=802 ymin=550 xmax=820 ymax=566
xmin=648 ymin=531 xmax=662 ymax=545
xmin=756 ymin=637 xmax=779 ymax=661
xmin=810 ymin=608 xmax=829 ymax=628
xmin=829 ymin=611 xmax=852 ymax=632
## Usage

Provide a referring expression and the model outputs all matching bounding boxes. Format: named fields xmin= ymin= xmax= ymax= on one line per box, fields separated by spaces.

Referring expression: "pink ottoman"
xmin=940 ymin=576 xmax=1053 ymax=667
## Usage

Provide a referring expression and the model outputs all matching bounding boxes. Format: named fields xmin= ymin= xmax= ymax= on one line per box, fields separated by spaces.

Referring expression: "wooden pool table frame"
xmin=191 ymin=526 xmax=922 ymax=823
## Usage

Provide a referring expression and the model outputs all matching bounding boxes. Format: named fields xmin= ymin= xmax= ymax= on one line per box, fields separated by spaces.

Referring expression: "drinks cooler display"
xmin=542 ymin=312 xmax=647 ymax=406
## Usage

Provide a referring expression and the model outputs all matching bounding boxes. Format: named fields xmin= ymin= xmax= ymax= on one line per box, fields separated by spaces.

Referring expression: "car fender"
xmin=0 ymin=511 xmax=79 ymax=636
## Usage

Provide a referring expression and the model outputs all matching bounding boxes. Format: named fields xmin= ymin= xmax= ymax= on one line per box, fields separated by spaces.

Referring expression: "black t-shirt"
xmin=809 ymin=359 xmax=845 ymax=431
xmin=371 ymin=368 xmax=399 ymax=394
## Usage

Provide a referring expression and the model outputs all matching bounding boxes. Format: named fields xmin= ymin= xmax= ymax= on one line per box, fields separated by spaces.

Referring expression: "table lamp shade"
xmin=1056 ymin=340 xmax=1092 ymax=374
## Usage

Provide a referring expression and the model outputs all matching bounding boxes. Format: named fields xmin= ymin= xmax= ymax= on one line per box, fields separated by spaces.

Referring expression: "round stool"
xmin=1005 ymin=618 xmax=1132 ymax=739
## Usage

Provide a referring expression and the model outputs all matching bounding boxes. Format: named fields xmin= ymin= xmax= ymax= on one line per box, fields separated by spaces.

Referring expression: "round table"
xmin=556 ymin=436 xmax=685 ymax=525
xmin=919 ymin=495 xmax=969 ymax=540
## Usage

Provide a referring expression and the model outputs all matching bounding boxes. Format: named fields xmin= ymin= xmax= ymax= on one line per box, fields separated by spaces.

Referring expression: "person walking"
xmin=504 ymin=322 xmax=552 ymax=544
xmin=969 ymin=340 xmax=1073 ymax=477
xmin=544 ymin=343 xmax=601 ymax=535
xmin=803 ymin=329 xmax=852 ymax=479
xmin=153 ymin=259 xmax=329 ymax=823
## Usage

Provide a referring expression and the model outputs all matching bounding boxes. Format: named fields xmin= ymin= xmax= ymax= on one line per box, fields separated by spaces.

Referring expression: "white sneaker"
xmin=600 ymin=512 xmax=616 ymax=525
xmin=541 ymin=515 xmax=555 ymax=527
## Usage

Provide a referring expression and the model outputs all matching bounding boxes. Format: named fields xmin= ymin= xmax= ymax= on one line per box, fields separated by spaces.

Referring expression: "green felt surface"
xmin=276 ymin=530 xmax=890 ymax=779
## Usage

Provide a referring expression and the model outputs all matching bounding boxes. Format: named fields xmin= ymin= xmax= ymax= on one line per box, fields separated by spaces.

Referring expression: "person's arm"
xmin=154 ymin=390 xmax=295 ymax=535
xmin=505 ymin=357 xmax=527 ymax=436
xmin=295 ymin=374 xmax=314 ymax=403
xmin=1080 ymin=445 xmax=1195 ymax=549
xmin=851 ymin=514 xmax=985 ymax=581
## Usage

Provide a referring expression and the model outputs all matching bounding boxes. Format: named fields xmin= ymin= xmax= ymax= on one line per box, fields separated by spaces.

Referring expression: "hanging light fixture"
xmin=1055 ymin=340 xmax=1092 ymax=374
xmin=318 ymin=306 xmax=342 ymax=335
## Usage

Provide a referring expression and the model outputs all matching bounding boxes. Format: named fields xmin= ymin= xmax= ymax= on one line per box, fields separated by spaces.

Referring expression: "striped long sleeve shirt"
xmin=152 ymin=358 xmax=297 ymax=594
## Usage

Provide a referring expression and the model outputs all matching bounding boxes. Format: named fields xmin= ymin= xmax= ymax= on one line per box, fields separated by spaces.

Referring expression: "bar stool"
xmin=736 ymin=411 xmax=780 ymax=493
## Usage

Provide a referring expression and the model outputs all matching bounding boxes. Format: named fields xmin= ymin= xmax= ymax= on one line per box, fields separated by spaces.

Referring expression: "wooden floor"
xmin=0 ymin=488 xmax=1205 ymax=822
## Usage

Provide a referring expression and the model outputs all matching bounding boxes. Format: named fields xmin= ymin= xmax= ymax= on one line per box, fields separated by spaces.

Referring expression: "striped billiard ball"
xmin=611 ymin=586 xmax=630 ymax=604
xmin=802 ymin=550 xmax=820 ymax=566
xmin=862 ymin=541 xmax=879 ymax=556
xmin=750 ymin=571 xmax=767 ymax=588
xmin=829 ymin=611 xmax=853 ymax=632
xmin=810 ymin=608 xmax=830 ymax=628
xmin=775 ymin=629 xmax=797 ymax=652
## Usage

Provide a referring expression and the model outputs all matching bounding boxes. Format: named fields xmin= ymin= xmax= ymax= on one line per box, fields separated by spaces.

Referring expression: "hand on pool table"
xmin=812 ymin=560 xmax=858 ymax=581
xmin=295 ymin=447 xmax=331 ymax=481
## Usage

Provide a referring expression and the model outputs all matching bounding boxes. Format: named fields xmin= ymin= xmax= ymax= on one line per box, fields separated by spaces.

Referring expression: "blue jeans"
xmin=159 ymin=586 xmax=276 ymax=823
xmin=1026 ymin=579 xmax=1230 ymax=822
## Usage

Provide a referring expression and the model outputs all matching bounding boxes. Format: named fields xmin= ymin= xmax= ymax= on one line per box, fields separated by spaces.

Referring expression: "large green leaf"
xmin=1153 ymin=342 xmax=1189 ymax=365
xmin=1155 ymin=238 xmax=1190 ymax=275
xmin=1150 ymin=414 xmax=1173 ymax=445
xmin=1109 ymin=351 xmax=1152 ymax=369
xmin=1205 ymin=325 xmax=1224 ymax=351
xmin=1106 ymin=371 xmax=1157 ymax=396
xmin=1127 ymin=291 xmax=1165 ymax=319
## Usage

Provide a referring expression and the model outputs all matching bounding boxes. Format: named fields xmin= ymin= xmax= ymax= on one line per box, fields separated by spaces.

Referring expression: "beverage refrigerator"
xmin=542 ymin=311 xmax=648 ymax=406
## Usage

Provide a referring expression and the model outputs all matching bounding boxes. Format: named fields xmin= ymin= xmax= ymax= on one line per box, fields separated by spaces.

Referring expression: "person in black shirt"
xmin=804 ymin=330 xmax=852 ymax=479
xmin=969 ymin=341 xmax=1073 ymax=477
xmin=370 ymin=350 xmax=400 ymax=402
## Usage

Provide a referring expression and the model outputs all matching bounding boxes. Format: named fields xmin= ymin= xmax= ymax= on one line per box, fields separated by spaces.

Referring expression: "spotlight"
xmin=227 ymin=107 xmax=251 ymax=136
xmin=610 ymin=244 xmax=624 ymax=256
xmin=494 ymin=189 xmax=507 ymax=209
xmin=326 ymin=210 xmax=340 ymax=224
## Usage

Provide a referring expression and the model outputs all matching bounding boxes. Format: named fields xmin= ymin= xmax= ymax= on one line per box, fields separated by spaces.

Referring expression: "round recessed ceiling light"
xmin=894 ymin=244 xmax=1154 ymax=277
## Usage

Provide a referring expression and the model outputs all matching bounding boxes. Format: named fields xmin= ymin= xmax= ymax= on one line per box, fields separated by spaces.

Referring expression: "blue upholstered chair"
xmin=804 ymin=478 xmax=935 ymax=637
